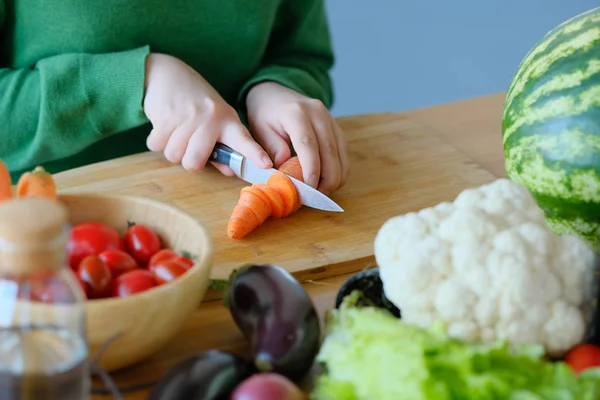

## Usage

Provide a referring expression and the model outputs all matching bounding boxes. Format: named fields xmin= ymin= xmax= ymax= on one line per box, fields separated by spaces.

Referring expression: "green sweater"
xmin=0 ymin=0 xmax=334 ymax=183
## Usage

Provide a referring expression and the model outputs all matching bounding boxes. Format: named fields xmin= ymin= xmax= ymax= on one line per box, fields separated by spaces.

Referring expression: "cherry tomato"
xmin=565 ymin=344 xmax=600 ymax=374
xmin=148 ymin=249 xmax=178 ymax=268
xmin=124 ymin=224 xmax=162 ymax=265
xmin=149 ymin=260 xmax=189 ymax=285
xmin=112 ymin=269 xmax=157 ymax=297
xmin=77 ymin=255 xmax=113 ymax=299
xmin=99 ymin=249 xmax=139 ymax=277
xmin=172 ymin=255 xmax=194 ymax=268
xmin=67 ymin=222 xmax=125 ymax=269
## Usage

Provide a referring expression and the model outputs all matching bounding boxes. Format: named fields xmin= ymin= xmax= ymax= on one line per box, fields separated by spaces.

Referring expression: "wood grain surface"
xmin=54 ymin=93 xmax=506 ymax=304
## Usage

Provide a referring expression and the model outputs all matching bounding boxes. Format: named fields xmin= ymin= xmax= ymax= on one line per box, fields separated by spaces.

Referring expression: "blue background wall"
xmin=325 ymin=1 xmax=598 ymax=116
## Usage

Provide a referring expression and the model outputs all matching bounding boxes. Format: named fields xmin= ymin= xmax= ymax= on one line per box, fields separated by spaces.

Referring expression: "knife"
xmin=209 ymin=143 xmax=344 ymax=212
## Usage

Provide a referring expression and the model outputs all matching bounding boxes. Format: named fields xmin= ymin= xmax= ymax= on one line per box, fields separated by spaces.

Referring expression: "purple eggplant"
xmin=227 ymin=264 xmax=320 ymax=382
xmin=148 ymin=350 xmax=255 ymax=400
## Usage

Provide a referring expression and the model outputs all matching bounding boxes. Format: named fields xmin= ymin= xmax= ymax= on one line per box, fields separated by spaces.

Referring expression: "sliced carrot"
xmin=279 ymin=156 xmax=304 ymax=213
xmin=16 ymin=166 xmax=57 ymax=200
xmin=254 ymin=183 xmax=284 ymax=219
xmin=240 ymin=188 xmax=271 ymax=223
xmin=267 ymin=171 xmax=299 ymax=217
xmin=279 ymin=156 xmax=303 ymax=181
xmin=0 ymin=160 xmax=12 ymax=202
xmin=227 ymin=159 xmax=307 ymax=239
xmin=227 ymin=187 xmax=271 ymax=239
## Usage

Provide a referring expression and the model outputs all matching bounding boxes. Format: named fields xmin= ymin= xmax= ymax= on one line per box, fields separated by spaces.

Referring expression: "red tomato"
xmin=149 ymin=259 xmax=189 ymax=285
xmin=565 ymin=344 xmax=600 ymax=374
xmin=148 ymin=249 xmax=178 ymax=268
xmin=112 ymin=269 xmax=157 ymax=297
xmin=77 ymin=255 xmax=113 ymax=299
xmin=172 ymin=255 xmax=194 ymax=268
xmin=124 ymin=224 xmax=162 ymax=265
xmin=99 ymin=249 xmax=139 ymax=277
xmin=67 ymin=222 xmax=125 ymax=269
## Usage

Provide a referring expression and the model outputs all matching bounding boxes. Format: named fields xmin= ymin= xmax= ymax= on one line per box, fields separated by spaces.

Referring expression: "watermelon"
xmin=502 ymin=7 xmax=600 ymax=247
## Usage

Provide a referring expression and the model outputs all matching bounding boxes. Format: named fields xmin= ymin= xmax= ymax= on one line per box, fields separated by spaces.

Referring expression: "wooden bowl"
xmin=59 ymin=193 xmax=213 ymax=372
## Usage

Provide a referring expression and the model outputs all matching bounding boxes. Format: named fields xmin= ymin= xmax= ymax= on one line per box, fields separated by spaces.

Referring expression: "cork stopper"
xmin=0 ymin=197 xmax=69 ymax=275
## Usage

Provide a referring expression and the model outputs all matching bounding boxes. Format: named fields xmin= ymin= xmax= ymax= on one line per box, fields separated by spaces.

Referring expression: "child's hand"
xmin=246 ymin=82 xmax=350 ymax=195
xmin=143 ymin=53 xmax=272 ymax=175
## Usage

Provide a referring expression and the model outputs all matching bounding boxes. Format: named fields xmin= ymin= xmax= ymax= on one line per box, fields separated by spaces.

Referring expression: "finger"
xmin=251 ymin=122 xmax=292 ymax=168
xmin=331 ymin=119 xmax=351 ymax=189
xmin=311 ymin=114 xmax=341 ymax=195
xmin=210 ymin=161 xmax=236 ymax=176
xmin=220 ymin=121 xmax=273 ymax=169
xmin=284 ymin=112 xmax=320 ymax=188
xmin=163 ymin=122 xmax=195 ymax=164
xmin=146 ymin=123 xmax=176 ymax=152
xmin=181 ymin=124 xmax=217 ymax=171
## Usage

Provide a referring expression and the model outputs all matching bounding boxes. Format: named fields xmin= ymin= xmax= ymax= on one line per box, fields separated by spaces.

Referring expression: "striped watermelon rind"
xmin=502 ymin=7 xmax=600 ymax=247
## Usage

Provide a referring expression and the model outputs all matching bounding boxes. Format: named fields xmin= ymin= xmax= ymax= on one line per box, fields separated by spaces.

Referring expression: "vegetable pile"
xmin=312 ymin=291 xmax=600 ymax=400
xmin=67 ymin=221 xmax=194 ymax=299
xmin=374 ymin=178 xmax=597 ymax=358
xmin=502 ymin=7 xmax=600 ymax=248
xmin=148 ymin=264 xmax=318 ymax=400
xmin=0 ymin=160 xmax=195 ymax=301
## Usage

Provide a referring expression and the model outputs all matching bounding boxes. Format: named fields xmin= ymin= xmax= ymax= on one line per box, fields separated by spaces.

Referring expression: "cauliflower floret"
xmin=374 ymin=178 xmax=597 ymax=357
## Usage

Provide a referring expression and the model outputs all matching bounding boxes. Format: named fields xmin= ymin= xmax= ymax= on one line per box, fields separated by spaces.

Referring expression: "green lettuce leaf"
xmin=311 ymin=291 xmax=600 ymax=400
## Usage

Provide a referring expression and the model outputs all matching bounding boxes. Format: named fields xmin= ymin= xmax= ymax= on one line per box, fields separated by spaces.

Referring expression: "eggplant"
xmin=227 ymin=264 xmax=320 ymax=382
xmin=335 ymin=267 xmax=401 ymax=318
xmin=148 ymin=350 xmax=255 ymax=400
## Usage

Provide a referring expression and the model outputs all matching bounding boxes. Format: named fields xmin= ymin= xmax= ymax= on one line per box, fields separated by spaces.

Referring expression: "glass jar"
xmin=0 ymin=197 xmax=90 ymax=400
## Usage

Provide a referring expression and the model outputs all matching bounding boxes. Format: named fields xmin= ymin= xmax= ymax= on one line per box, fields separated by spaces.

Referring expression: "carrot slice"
xmin=254 ymin=183 xmax=284 ymax=219
xmin=16 ymin=166 xmax=57 ymax=200
xmin=240 ymin=188 xmax=271 ymax=223
xmin=227 ymin=159 xmax=307 ymax=239
xmin=267 ymin=171 xmax=299 ymax=217
xmin=227 ymin=187 xmax=271 ymax=239
xmin=279 ymin=156 xmax=303 ymax=181
xmin=0 ymin=160 xmax=12 ymax=202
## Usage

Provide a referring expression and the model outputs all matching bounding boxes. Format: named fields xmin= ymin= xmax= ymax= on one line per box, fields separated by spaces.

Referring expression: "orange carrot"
xmin=278 ymin=156 xmax=303 ymax=181
xmin=254 ymin=183 xmax=285 ymax=219
xmin=278 ymin=156 xmax=305 ymax=213
xmin=267 ymin=171 xmax=299 ymax=217
xmin=16 ymin=166 xmax=58 ymax=200
xmin=227 ymin=158 xmax=307 ymax=239
xmin=228 ymin=187 xmax=271 ymax=239
xmin=0 ymin=160 xmax=12 ymax=202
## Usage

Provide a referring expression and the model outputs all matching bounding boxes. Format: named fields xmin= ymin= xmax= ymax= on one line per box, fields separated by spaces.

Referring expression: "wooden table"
xmin=76 ymin=93 xmax=507 ymax=399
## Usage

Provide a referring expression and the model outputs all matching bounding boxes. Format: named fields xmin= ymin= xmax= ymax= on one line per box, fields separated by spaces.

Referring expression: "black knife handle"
xmin=210 ymin=143 xmax=234 ymax=166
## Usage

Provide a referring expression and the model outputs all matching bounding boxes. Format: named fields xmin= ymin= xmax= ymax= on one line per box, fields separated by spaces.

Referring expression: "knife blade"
xmin=209 ymin=143 xmax=344 ymax=213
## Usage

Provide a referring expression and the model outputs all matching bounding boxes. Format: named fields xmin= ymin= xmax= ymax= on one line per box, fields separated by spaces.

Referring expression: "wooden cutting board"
xmin=53 ymin=111 xmax=500 ymax=299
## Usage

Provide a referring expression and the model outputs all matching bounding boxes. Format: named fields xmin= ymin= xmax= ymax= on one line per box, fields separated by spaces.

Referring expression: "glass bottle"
xmin=0 ymin=197 xmax=90 ymax=400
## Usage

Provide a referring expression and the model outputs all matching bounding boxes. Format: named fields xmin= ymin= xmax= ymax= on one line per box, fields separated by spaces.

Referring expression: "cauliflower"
xmin=374 ymin=178 xmax=598 ymax=357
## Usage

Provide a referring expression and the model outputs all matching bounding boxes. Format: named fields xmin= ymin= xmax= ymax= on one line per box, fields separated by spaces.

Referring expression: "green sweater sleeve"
xmin=0 ymin=13 xmax=150 ymax=173
xmin=237 ymin=0 xmax=335 ymax=112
